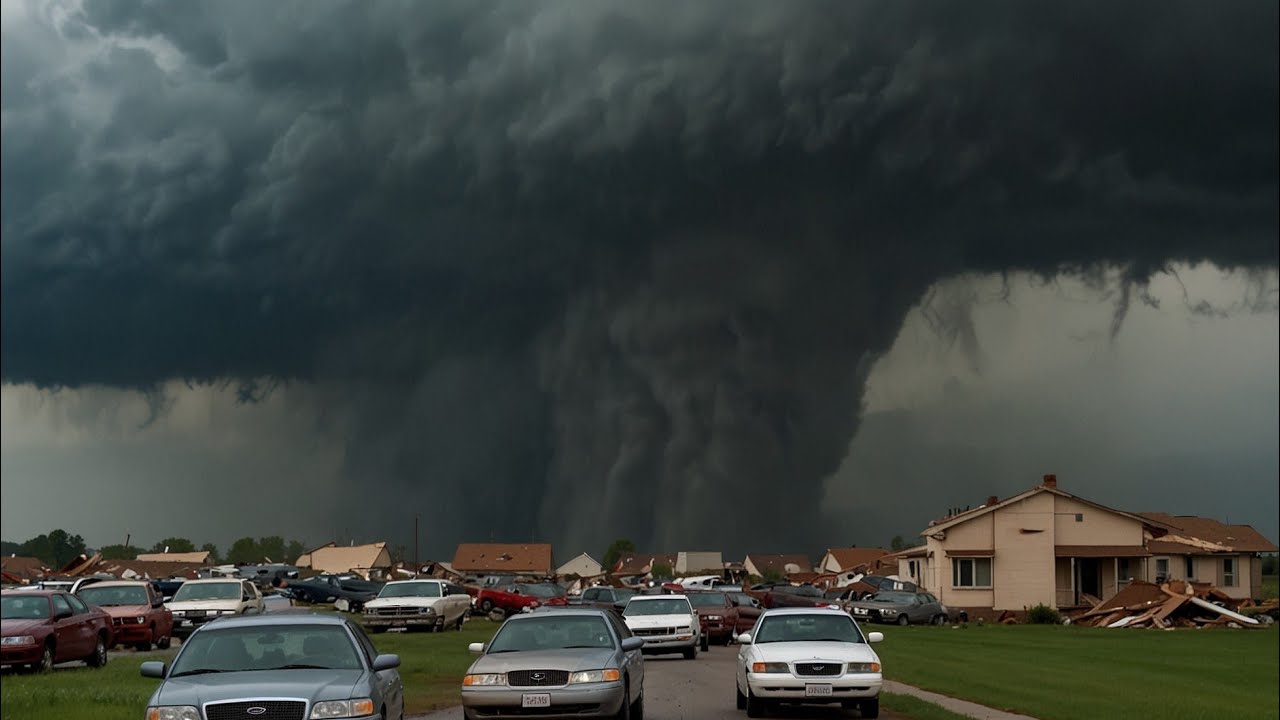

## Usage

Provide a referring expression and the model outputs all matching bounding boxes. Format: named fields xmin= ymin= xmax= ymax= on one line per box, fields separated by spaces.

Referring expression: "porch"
xmin=1053 ymin=545 xmax=1150 ymax=609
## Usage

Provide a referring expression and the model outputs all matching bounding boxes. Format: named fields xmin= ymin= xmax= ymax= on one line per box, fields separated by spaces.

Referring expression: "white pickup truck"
xmin=166 ymin=579 xmax=265 ymax=638
xmin=362 ymin=579 xmax=472 ymax=633
xmin=622 ymin=594 xmax=706 ymax=659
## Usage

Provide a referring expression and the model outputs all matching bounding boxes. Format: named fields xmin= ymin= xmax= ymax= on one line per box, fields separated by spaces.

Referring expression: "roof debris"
xmin=1070 ymin=580 xmax=1271 ymax=629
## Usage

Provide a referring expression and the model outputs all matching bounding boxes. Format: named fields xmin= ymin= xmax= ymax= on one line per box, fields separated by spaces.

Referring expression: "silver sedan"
xmin=461 ymin=608 xmax=646 ymax=720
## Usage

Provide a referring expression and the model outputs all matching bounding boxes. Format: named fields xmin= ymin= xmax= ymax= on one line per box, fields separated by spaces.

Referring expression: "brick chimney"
xmin=1042 ymin=474 xmax=1057 ymax=489
xmin=986 ymin=495 xmax=999 ymax=506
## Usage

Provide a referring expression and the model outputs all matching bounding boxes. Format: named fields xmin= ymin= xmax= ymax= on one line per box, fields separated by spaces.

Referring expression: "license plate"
xmin=391 ymin=620 xmax=406 ymax=626
xmin=521 ymin=693 xmax=551 ymax=708
xmin=805 ymin=684 xmax=833 ymax=697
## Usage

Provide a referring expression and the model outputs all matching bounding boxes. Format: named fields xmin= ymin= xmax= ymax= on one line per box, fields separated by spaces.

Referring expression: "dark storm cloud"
xmin=2 ymin=0 xmax=1276 ymax=553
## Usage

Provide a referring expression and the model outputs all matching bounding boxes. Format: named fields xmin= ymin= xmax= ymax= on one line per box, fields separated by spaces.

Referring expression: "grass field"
xmin=874 ymin=623 xmax=1279 ymax=720
xmin=1263 ymin=574 xmax=1277 ymax=600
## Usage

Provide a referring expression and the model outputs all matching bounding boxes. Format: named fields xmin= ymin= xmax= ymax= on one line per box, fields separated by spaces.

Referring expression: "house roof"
xmin=452 ymin=543 xmax=553 ymax=574
xmin=824 ymin=547 xmax=890 ymax=571
xmin=556 ymin=553 xmax=603 ymax=574
xmin=611 ymin=553 xmax=677 ymax=576
xmin=745 ymin=554 xmax=813 ymax=575
xmin=1137 ymin=513 xmax=1278 ymax=554
xmin=883 ymin=546 xmax=928 ymax=559
xmin=135 ymin=551 xmax=211 ymax=564
xmin=303 ymin=542 xmax=392 ymax=574
xmin=0 ymin=556 xmax=51 ymax=580
xmin=921 ymin=483 xmax=1167 ymax=536
xmin=95 ymin=559 xmax=203 ymax=579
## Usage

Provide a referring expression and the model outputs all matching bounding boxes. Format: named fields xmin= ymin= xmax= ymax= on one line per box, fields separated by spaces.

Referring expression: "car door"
xmin=49 ymin=594 xmax=88 ymax=660
xmin=730 ymin=593 xmax=761 ymax=632
xmin=918 ymin=594 xmax=943 ymax=623
xmin=906 ymin=595 xmax=929 ymax=624
xmin=605 ymin=612 xmax=643 ymax=694
xmin=148 ymin=585 xmax=174 ymax=637
xmin=352 ymin=621 xmax=403 ymax=716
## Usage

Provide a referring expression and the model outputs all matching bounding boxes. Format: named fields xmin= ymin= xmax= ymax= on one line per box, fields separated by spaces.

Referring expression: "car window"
xmin=581 ymin=588 xmax=599 ymax=601
xmin=171 ymin=624 xmax=362 ymax=674
xmin=65 ymin=594 xmax=90 ymax=614
xmin=349 ymin=623 xmax=379 ymax=665
xmin=2 ymin=595 xmax=51 ymax=619
xmin=623 ymin=598 xmax=692 ymax=616
xmin=487 ymin=616 xmax=615 ymax=652
xmin=754 ymin=614 xmax=861 ymax=644
xmin=50 ymin=594 xmax=73 ymax=617
xmin=605 ymin=612 xmax=633 ymax=640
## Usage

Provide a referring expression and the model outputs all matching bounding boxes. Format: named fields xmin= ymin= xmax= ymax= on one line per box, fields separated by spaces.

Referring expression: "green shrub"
xmin=1025 ymin=603 xmax=1062 ymax=624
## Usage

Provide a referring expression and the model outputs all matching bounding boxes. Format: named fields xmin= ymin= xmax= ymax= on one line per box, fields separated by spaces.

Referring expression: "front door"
xmin=1076 ymin=559 xmax=1101 ymax=600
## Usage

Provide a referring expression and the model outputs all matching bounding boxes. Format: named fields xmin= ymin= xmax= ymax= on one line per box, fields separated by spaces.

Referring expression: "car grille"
xmin=205 ymin=700 xmax=306 ymax=720
xmin=368 ymin=606 xmax=428 ymax=616
xmin=631 ymin=627 xmax=675 ymax=636
xmin=795 ymin=662 xmax=843 ymax=676
xmin=506 ymin=670 xmax=570 ymax=687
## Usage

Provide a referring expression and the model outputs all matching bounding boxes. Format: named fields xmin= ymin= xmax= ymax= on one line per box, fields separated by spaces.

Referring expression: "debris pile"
xmin=1071 ymin=580 xmax=1264 ymax=629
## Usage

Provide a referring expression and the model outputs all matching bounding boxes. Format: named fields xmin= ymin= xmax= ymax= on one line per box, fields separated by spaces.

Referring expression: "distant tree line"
xmin=2 ymin=528 xmax=307 ymax=569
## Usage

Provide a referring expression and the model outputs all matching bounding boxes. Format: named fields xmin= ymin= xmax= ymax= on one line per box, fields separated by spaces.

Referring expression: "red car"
xmin=1 ymin=590 xmax=114 ymax=672
xmin=686 ymin=590 xmax=740 ymax=645
xmin=475 ymin=583 xmax=568 ymax=615
xmin=76 ymin=581 xmax=174 ymax=651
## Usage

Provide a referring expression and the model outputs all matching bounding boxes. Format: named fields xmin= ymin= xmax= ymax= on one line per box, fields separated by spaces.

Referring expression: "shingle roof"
xmin=824 ymin=547 xmax=890 ymax=572
xmin=452 ymin=543 xmax=553 ymax=574
xmin=0 ymin=556 xmax=51 ymax=580
xmin=1138 ymin=513 xmax=1278 ymax=554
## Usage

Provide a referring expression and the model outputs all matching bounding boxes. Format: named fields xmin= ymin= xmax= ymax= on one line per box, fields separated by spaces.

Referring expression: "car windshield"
xmin=79 ymin=586 xmax=149 ymax=607
xmin=753 ymin=614 xmax=862 ymax=644
xmin=1 ymin=595 xmax=50 ymax=619
xmin=378 ymin=582 xmax=441 ymax=598
xmin=487 ymin=616 xmax=614 ymax=652
xmin=624 ymin=598 xmax=691 ymax=616
xmin=169 ymin=624 xmax=361 ymax=675
xmin=730 ymin=593 xmax=756 ymax=606
xmin=612 ymin=588 xmax=637 ymax=599
xmin=171 ymin=582 xmax=241 ymax=602
xmin=686 ymin=592 xmax=727 ymax=608
xmin=867 ymin=591 xmax=915 ymax=604
xmin=519 ymin=584 xmax=566 ymax=599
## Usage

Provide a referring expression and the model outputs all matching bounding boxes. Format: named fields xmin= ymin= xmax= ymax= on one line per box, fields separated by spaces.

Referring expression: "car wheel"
xmin=479 ymin=599 xmax=494 ymax=613
xmin=613 ymin=679 xmax=631 ymax=720
xmin=745 ymin=687 xmax=766 ymax=718
xmin=455 ymin=615 xmax=466 ymax=631
xmin=34 ymin=641 xmax=54 ymax=673
xmin=700 ymin=634 xmax=709 ymax=652
xmin=736 ymin=682 xmax=747 ymax=710
xmin=87 ymin=634 xmax=108 ymax=668
xmin=630 ymin=691 xmax=644 ymax=720
xmin=682 ymin=646 xmax=696 ymax=660
xmin=156 ymin=632 xmax=171 ymax=650
xmin=897 ymin=614 xmax=909 ymax=626
xmin=135 ymin=641 xmax=152 ymax=652
xmin=932 ymin=615 xmax=945 ymax=626
xmin=860 ymin=697 xmax=880 ymax=718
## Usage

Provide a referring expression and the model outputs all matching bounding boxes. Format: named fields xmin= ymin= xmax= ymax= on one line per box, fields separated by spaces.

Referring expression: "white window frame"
xmin=951 ymin=557 xmax=993 ymax=589
xmin=1222 ymin=557 xmax=1237 ymax=587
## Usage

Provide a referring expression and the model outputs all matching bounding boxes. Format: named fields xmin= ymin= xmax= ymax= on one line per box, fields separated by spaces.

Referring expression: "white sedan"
xmin=735 ymin=607 xmax=884 ymax=718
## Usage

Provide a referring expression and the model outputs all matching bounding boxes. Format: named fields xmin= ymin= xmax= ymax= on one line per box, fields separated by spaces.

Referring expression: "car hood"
xmin=364 ymin=597 xmax=440 ymax=609
xmin=750 ymin=641 xmax=881 ymax=665
xmin=2 ymin=618 xmax=49 ymax=635
xmin=623 ymin=613 xmax=695 ymax=628
xmin=153 ymin=669 xmax=366 ymax=707
xmin=470 ymin=648 xmax=617 ymax=674
xmin=100 ymin=604 xmax=153 ymax=618
xmin=166 ymin=600 xmax=241 ymax=611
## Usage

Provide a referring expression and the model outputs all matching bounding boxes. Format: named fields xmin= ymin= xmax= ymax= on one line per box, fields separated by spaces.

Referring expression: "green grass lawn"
xmin=1263 ymin=574 xmax=1277 ymax=600
xmin=874 ymin=623 xmax=1279 ymax=720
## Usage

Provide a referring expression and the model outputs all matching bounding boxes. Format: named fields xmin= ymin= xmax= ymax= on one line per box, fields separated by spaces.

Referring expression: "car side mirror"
xmin=371 ymin=654 xmax=400 ymax=671
xmin=867 ymin=632 xmax=884 ymax=643
xmin=620 ymin=637 xmax=646 ymax=652
xmin=737 ymin=632 xmax=753 ymax=644
xmin=468 ymin=642 xmax=486 ymax=654
xmin=140 ymin=661 xmax=167 ymax=678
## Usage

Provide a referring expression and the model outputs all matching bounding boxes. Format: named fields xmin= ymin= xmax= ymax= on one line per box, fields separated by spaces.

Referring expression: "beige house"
xmin=910 ymin=475 xmax=1167 ymax=613
xmin=675 ymin=551 xmax=724 ymax=575
xmin=556 ymin=552 xmax=604 ymax=578
xmin=1136 ymin=513 xmax=1277 ymax=601
xmin=818 ymin=548 xmax=891 ymax=575
xmin=295 ymin=542 xmax=392 ymax=577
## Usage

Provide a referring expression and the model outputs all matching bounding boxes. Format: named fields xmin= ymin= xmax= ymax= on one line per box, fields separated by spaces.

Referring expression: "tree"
xmin=150 ymin=537 xmax=197 ymax=554
xmin=99 ymin=544 xmax=144 ymax=560
xmin=285 ymin=540 xmax=306 ymax=564
xmin=890 ymin=536 xmax=906 ymax=552
xmin=1 ymin=540 xmax=20 ymax=556
xmin=602 ymin=539 xmax=637 ymax=572
xmin=760 ymin=567 xmax=786 ymax=584
xmin=257 ymin=536 xmax=287 ymax=563
xmin=18 ymin=529 xmax=86 ymax=568
xmin=200 ymin=543 xmax=221 ymax=564
xmin=226 ymin=537 xmax=261 ymax=565
xmin=650 ymin=563 xmax=673 ymax=580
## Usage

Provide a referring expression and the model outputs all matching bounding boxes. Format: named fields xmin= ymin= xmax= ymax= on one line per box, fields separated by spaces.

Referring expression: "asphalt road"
xmin=414 ymin=643 xmax=901 ymax=720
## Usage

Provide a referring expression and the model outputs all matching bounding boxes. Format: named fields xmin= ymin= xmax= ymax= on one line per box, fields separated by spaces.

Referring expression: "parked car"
xmin=621 ymin=594 xmax=705 ymax=658
xmin=76 ymin=581 xmax=174 ymax=651
xmin=569 ymin=586 xmax=638 ymax=615
xmin=735 ymin=607 xmax=884 ymax=718
xmin=364 ymin=579 xmax=473 ymax=633
xmin=753 ymin=583 xmax=831 ymax=609
xmin=461 ymin=608 xmax=645 ymax=720
xmin=1 ymin=590 xmax=113 ymax=672
xmin=475 ymin=582 xmax=569 ymax=616
xmin=830 ymin=575 xmax=919 ymax=603
xmin=846 ymin=590 xmax=958 ymax=626
xmin=727 ymin=591 xmax=764 ymax=634
xmin=676 ymin=575 xmax=728 ymax=590
xmin=149 ymin=579 xmax=186 ymax=603
xmin=141 ymin=612 xmax=404 ymax=720
xmin=166 ymin=579 xmax=265 ymax=639
xmin=686 ymin=590 xmax=740 ymax=645
xmin=281 ymin=574 xmax=379 ymax=611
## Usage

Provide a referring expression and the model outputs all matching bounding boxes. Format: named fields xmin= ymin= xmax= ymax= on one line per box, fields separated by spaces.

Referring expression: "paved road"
xmin=413 ymin=643 xmax=901 ymax=720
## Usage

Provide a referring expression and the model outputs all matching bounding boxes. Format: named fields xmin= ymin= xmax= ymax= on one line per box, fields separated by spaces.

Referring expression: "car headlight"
xmin=880 ymin=609 xmax=897 ymax=615
xmin=171 ymin=611 xmax=185 ymax=617
xmin=705 ymin=615 xmax=723 ymax=621
xmin=569 ymin=669 xmax=621 ymax=684
xmin=751 ymin=662 xmax=790 ymax=674
xmin=137 ymin=616 xmax=148 ymax=624
xmin=310 ymin=699 xmax=375 ymax=718
xmin=847 ymin=662 xmax=882 ymax=673
xmin=462 ymin=673 xmax=508 ymax=686
xmin=677 ymin=626 xmax=691 ymax=633
xmin=146 ymin=707 xmax=200 ymax=720
xmin=419 ymin=607 xmax=435 ymax=614
xmin=1 ymin=636 xmax=35 ymax=646
xmin=219 ymin=610 xmax=237 ymax=615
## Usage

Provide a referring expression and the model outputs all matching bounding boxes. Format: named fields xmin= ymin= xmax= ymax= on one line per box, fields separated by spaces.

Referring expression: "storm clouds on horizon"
xmin=2 ymin=1 xmax=1277 ymax=556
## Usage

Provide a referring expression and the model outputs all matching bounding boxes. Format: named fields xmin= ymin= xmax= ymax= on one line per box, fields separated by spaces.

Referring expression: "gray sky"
xmin=1 ymin=1 xmax=1276 ymax=558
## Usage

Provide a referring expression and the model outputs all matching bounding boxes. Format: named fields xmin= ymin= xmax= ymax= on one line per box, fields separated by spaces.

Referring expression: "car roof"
xmin=75 ymin=580 xmax=150 ymax=589
xmin=385 ymin=579 xmax=442 ymax=585
xmin=181 ymin=578 xmax=244 ymax=584
xmin=506 ymin=608 xmax=612 ymax=621
xmin=1 ymin=589 xmax=58 ymax=596
xmin=199 ymin=611 xmax=348 ymax=631
xmin=759 ymin=606 xmax=854 ymax=617
xmin=628 ymin=593 xmax=689 ymax=600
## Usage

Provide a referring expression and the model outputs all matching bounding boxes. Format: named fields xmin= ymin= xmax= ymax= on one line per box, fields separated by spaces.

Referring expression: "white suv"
xmin=622 ymin=594 xmax=704 ymax=659
xmin=166 ymin=579 xmax=264 ymax=638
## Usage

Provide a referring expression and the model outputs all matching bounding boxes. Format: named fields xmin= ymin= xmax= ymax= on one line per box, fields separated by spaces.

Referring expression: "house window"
xmin=1118 ymin=558 xmax=1133 ymax=584
xmin=908 ymin=560 xmax=919 ymax=579
xmin=952 ymin=557 xmax=992 ymax=588
xmin=1222 ymin=558 xmax=1236 ymax=587
xmin=1184 ymin=556 xmax=1195 ymax=580
xmin=1155 ymin=557 xmax=1169 ymax=581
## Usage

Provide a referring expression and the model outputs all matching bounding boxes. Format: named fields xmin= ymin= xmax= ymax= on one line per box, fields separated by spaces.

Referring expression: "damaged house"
xmin=1135 ymin=513 xmax=1277 ymax=601
xmin=452 ymin=543 xmax=554 ymax=579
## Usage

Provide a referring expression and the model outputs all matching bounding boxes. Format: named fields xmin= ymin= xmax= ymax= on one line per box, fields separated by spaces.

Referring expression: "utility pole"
xmin=414 ymin=514 xmax=420 ymax=573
